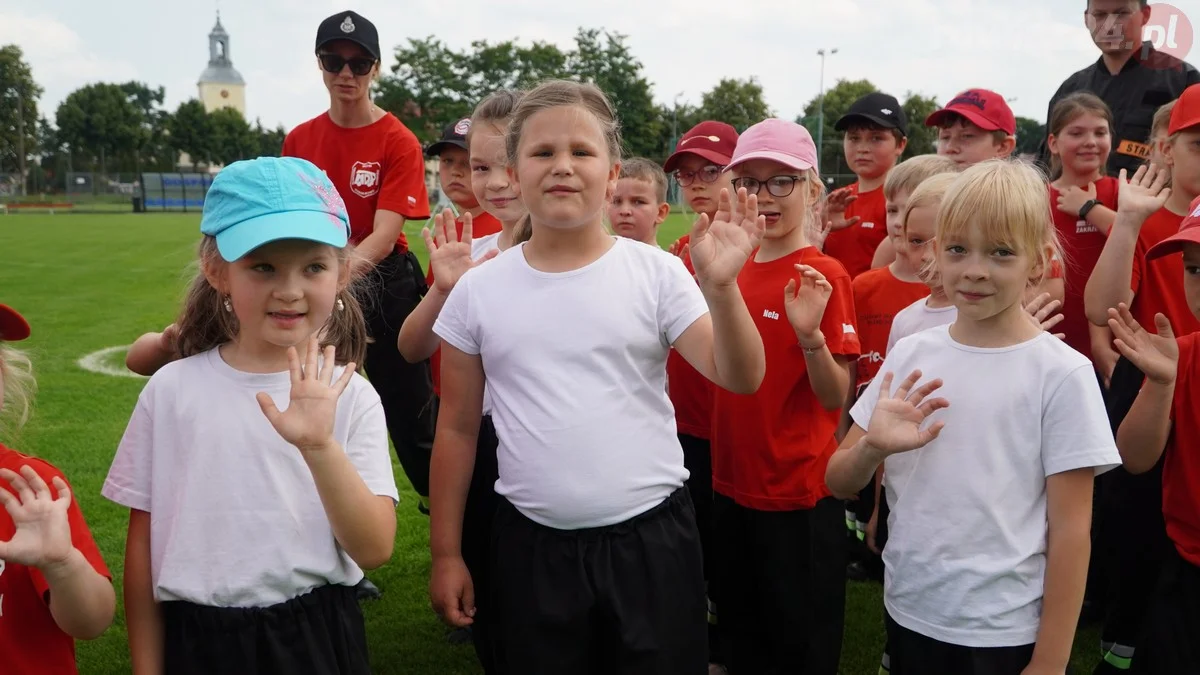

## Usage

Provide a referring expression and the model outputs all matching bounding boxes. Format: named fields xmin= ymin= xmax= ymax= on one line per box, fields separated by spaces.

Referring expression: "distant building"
xmin=198 ymin=13 xmax=245 ymax=116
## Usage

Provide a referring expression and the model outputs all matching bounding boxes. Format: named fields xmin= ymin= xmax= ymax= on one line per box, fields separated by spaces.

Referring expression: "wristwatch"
xmin=1078 ymin=199 xmax=1100 ymax=220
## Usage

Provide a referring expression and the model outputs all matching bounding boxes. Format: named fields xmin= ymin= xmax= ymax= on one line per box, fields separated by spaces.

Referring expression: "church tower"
xmin=197 ymin=13 xmax=245 ymax=116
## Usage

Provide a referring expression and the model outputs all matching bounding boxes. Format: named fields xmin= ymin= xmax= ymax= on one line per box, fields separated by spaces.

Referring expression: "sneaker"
xmin=355 ymin=577 xmax=383 ymax=601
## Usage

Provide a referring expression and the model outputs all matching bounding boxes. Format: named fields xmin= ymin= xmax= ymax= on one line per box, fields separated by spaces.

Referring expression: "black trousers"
xmin=363 ymin=248 xmax=436 ymax=504
xmin=161 ymin=585 xmax=369 ymax=675
xmin=462 ymin=415 xmax=501 ymax=675
xmin=491 ymin=488 xmax=707 ymax=675
xmin=712 ymin=494 xmax=847 ymax=675
xmin=1132 ymin=547 xmax=1200 ymax=675
xmin=679 ymin=434 xmax=714 ymax=582
xmin=885 ymin=613 xmax=1034 ymax=675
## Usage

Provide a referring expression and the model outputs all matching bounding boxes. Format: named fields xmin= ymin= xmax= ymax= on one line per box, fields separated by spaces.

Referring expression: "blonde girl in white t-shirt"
xmin=825 ymin=159 xmax=1120 ymax=675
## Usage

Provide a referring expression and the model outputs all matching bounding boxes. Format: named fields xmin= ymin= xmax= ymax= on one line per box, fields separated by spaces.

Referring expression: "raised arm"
xmin=1108 ymin=305 xmax=1178 ymax=474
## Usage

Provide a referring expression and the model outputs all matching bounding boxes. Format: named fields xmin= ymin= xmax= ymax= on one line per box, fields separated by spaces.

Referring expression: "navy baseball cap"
xmin=316 ymin=11 xmax=380 ymax=61
xmin=200 ymin=157 xmax=351 ymax=262
xmin=0 ymin=304 xmax=30 ymax=341
xmin=425 ymin=118 xmax=472 ymax=158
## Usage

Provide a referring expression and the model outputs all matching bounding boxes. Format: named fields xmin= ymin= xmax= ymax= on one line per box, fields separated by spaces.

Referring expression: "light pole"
xmin=816 ymin=48 xmax=838 ymax=166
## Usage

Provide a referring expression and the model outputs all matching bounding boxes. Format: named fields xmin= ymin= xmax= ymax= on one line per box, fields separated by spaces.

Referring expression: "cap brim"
xmin=925 ymin=107 xmax=1003 ymax=132
xmin=726 ymin=150 xmax=815 ymax=174
xmin=214 ymin=210 xmax=349 ymax=262
xmin=1168 ymin=114 xmax=1200 ymax=136
xmin=662 ymin=148 xmax=733 ymax=173
xmin=315 ymin=36 xmax=379 ymax=60
xmin=425 ymin=140 xmax=468 ymax=159
xmin=835 ymin=113 xmax=906 ymax=135
xmin=1146 ymin=230 xmax=1200 ymax=261
xmin=0 ymin=304 xmax=30 ymax=341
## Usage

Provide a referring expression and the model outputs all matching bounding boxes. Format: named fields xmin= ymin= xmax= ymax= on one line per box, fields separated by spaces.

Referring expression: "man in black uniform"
xmin=1038 ymin=0 xmax=1198 ymax=177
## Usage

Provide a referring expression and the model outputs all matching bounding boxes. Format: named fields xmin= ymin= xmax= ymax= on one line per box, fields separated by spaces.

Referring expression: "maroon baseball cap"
xmin=0 ymin=304 xmax=30 ymax=341
xmin=925 ymin=89 xmax=1016 ymax=136
xmin=1147 ymin=196 xmax=1200 ymax=260
xmin=663 ymin=121 xmax=739 ymax=173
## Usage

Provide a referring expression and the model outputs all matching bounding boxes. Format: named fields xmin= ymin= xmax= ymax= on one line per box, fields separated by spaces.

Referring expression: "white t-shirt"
xmin=851 ymin=324 xmax=1120 ymax=647
xmin=434 ymin=236 xmax=708 ymax=529
xmin=469 ymin=231 xmax=503 ymax=415
xmin=102 ymin=348 xmax=398 ymax=608
xmin=886 ymin=297 xmax=958 ymax=354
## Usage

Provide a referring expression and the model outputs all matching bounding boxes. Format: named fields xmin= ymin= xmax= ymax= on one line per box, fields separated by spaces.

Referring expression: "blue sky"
xmin=3 ymin=0 xmax=1196 ymax=131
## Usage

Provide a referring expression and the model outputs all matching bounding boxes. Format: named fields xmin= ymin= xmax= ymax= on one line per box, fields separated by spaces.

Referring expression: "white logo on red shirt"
xmin=1076 ymin=219 xmax=1098 ymax=234
xmin=859 ymin=351 xmax=883 ymax=364
xmin=763 ymin=309 xmax=780 ymax=320
xmin=843 ymin=323 xmax=857 ymax=335
xmin=349 ymin=161 xmax=381 ymax=198
xmin=861 ymin=221 xmax=875 ymax=229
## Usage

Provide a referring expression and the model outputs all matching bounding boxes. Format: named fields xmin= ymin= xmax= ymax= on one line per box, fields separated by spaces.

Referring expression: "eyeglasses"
xmin=674 ymin=165 xmax=725 ymax=187
xmin=318 ymin=54 xmax=377 ymax=76
xmin=731 ymin=175 xmax=806 ymax=198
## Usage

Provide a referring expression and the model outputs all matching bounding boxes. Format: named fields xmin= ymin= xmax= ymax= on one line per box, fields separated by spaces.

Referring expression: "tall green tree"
xmin=797 ymin=78 xmax=878 ymax=176
xmin=252 ymin=119 xmax=288 ymax=158
xmin=54 ymin=83 xmax=144 ymax=174
xmin=209 ymin=107 xmax=256 ymax=165
xmin=696 ymin=78 xmax=772 ymax=133
xmin=0 ymin=45 xmax=42 ymax=191
xmin=902 ymin=93 xmax=940 ymax=159
xmin=569 ymin=28 xmax=662 ymax=158
xmin=375 ymin=37 xmax=472 ymax=144
xmin=168 ymin=99 xmax=212 ymax=170
xmin=464 ymin=39 xmax=570 ymax=101
xmin=1014 ymin=117 xmax=1046 ymax=158
xmin=119 ymin=81 xmax=174 ymax=171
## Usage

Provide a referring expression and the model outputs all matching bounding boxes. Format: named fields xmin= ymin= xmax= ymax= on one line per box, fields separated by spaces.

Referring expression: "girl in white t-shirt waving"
xmin=428 ymin=79 xmax=766 ymax=674
xmin=826 ymin=159 xmax=1121 ymax=675
xmin=103 ymin=157 xmax=399 ymax=675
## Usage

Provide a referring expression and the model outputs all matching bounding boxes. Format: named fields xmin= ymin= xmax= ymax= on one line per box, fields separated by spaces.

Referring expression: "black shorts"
xmin=885 ymin=612 xmax=1033 ymax=675
xmin=462 ymin=415 xmax=501 ymax=674
xmin=161 ymin=584 xmax=369 ymax=675
xmin=712 ymin=494 xmax=847 ymax=675
xmin=1132 ymin=547 xmax=1200 ymax=674
xmin=491 ymin=487 xmax=706 ymax=675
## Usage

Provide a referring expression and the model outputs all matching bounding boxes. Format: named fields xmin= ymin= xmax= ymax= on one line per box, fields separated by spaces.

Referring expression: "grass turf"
xmin=0 ymin=212 xmax=1102 ymax=674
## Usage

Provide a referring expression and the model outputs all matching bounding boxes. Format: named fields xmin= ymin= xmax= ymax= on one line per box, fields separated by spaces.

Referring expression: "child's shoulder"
xmin=0 ymin=445 xmax=68 ymax=486
xmin=852 ymin=266 xmax=891 ymax=292
xmin=800 ymin=247 xmax=852 ymax=282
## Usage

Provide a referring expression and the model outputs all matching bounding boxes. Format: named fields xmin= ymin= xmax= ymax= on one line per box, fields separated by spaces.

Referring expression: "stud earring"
xmin=336 ymin=298 xmax=345 ymax=312
xmin=222 ymin=296 xmax=233 ymax=312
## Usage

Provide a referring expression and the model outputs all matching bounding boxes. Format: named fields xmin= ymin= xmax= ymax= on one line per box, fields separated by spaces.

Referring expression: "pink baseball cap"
xmin=925 ymin=89 xmax=1016 ymax=136
xmin=1147 ymin=195 xmax=1200 ymax=260
xmin=726 ymin=119 xmax=819 ymax=174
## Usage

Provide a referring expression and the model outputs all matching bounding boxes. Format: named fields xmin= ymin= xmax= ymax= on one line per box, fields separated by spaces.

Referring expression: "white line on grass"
xmin=77 ymin=346 xmax=147 ymax=379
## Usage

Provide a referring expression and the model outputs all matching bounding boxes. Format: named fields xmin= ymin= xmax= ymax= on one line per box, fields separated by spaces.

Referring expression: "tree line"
xmin=0 ymin=32 xmax=1047 ymax=195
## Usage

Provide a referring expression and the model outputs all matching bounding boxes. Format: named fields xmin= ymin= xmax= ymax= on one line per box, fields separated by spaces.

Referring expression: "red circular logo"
xmin=1145 ymin=3 xmax=1193 ymax=65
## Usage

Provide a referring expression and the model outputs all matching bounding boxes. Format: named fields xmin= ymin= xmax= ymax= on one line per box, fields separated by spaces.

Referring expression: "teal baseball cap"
xmin=200 ymin=156 xmax=351 ymax=262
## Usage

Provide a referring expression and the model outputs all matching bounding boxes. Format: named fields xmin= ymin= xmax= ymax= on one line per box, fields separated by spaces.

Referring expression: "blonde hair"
xmin=884 ymin=155 xmax=959 ymax=202
xmin=936 ymin=159 xmax=1061 ymax=288
xmin=0 ymin=344 xmax=36 ymax=436
xmin=506 ymin=80 xmax=622 ymax=167
xmin=902 ymin=172 xmax=960 ymax=234
xmin=175 ymin=237 xmax=368 ymax=367
xmin=1047 ymin=92 xmax=1114 ymax=179
xmin=468 ymin=89 xmax=524 ymax=143
xmin=619 ymin=157 xmax=669 ymax=203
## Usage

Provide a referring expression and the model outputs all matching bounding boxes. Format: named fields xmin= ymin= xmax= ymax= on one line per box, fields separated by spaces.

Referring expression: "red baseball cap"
xmin=0 ymin=304 xmax=30 ymax=341
xmin=925 ymin=89 xmax=1016 ymax=136
xmin=663 ymin=121 xmax=738 ymax=173
xmin=1168 ymin=84 xmax=1200 ymax=135
xmin=1147 ymin=196 xmax=1200 ymax=260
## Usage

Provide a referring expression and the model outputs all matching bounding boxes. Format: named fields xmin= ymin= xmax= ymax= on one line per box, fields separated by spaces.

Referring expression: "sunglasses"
xmin=731 ymin=175 xmax=806 ymax=198
xmin=318 ymin=53 xmax=377 ymax=76
xmin=674 ymin=165 xmax=726 ymax=187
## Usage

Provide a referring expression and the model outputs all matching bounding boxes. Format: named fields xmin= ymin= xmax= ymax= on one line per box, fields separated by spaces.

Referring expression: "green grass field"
xmin=0 ymin=213 xmax=1103 ymax=674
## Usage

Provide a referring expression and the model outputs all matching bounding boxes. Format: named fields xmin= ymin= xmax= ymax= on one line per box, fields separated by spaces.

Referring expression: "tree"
xmin=209 ymin=107 xmax=255 ymax=166
xmin=696 ymin=78 xmax=772 ymax=133
xmin=0 ymin=45 xmax=43 ymax=192
xmin=168 ymin=99 xmax=212 ymax=170
xmin=569 ymin=29 xmax=662 ymax=158
xmin=1014 ymin=116 xmax=1045 ymax=158
xmin=119 ymin=81 xmax=174 ymax=172
xmin=375 ymin=37 xmax=472 ymax=144
xmin=55 ymin=83 xmax=144 ymax=174
xmin=464 ymin=39 xmax=570 ymax=101
xmin=901 ymin=93 xmax=940 ymax=159
xmin=252 ymin=119 xmax=288 ymax=158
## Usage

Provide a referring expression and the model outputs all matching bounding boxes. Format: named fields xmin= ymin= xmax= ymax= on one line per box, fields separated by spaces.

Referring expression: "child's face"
xmin=843 ymin=127 xmax=905 ymax=181
xmin=608 ymin=178 xmax=668 ymax=245
xmin=213 ymin=240 xmax=345 ymax=353
xmin=731 ymin=159 xmax=812 ymax=242
xmin=1183 ymin=243 xmax=1200 ymax=321
xmin=1164 ymin=129 xmax=1200 ymax=202
xmin=470 ymin=123 xmax=525 ymax=224
xmin=674 ymin=154 xmax=734 ymax=217
xmin=1051 ymin=113 xmax=1111 ymax=177
xmin=901 ymin=204 xmax=940 ymax=289
xmin=438 ymin=147 xmax=478 ymax=210
xmin=885 ymin=189 xmax=910 ymax=244
xmin=937 ymin=120 xmax=1010 ymax=167
xmin=511 ymin=105 xmax=617 ymax=230
xmin=939 ymin=220 xmax=1037 ymax=323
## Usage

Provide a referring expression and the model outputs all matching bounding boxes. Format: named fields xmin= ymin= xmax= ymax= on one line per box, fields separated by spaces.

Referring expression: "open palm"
xmin=784 ymin=264 xmax=832 ymax=341
xmin=0 ymin=466 xmax=73 ymax=569
xmin=257 ymin=338 xmax=356 ymax=453
xmin=1117 ymin=164 xmax=1171 ymax=222
xmin=822 ymin=187 xmax=861 ymax=232
xmin=689 ymin=188 xmax=765 ymax=287
xmin=1107 ymin=303 xmax=1179 ymax=385
xmin=865 ymin=370 xmax=949 ymax=456
xmin=424 ymin=210 xmax=495 ymax=294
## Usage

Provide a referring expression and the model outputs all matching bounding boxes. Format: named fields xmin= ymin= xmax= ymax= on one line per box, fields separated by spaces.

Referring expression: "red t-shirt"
xmin=852 ymin=266 xmax=930 ymax=387
xmin=822 ymin=184 xmax=887 ymax=279
xmin=1131 ymin=209 xmax=1200 ymax=337
xmin=0 ymin=445 xmax=110 ymax=675
xmin=282 ymin=112 xmax=431 ymax=252
xmin=429 ymin=212 xmax=503 ymax=397
xmin=1165 ymin=333 xmax=1200 ymax=567
xmin=711 ymin=248 xmax=861 ymax=510
xmin=667 ymin=242 xmax=714 ymax=439
xmin=1050 ymin=177 xmax=1119 ymax=361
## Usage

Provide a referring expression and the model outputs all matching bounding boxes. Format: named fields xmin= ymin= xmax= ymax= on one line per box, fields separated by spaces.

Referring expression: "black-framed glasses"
xmin=731 ymin=175 xmax=806 ymax=198
xmin=674 ymin=165 xmax=725 ymax=187
xmin=318 ymin=53 xmax=377 ymax=76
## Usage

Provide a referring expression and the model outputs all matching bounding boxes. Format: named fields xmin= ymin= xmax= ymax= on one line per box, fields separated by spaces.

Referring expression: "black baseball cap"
xmin=315 ymin=11 xmax=380 ymax=61
xmin=835 ymin=92 xmax=908 ymax=137
xmin=425 ymin=118 xmax=473 ymax=158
